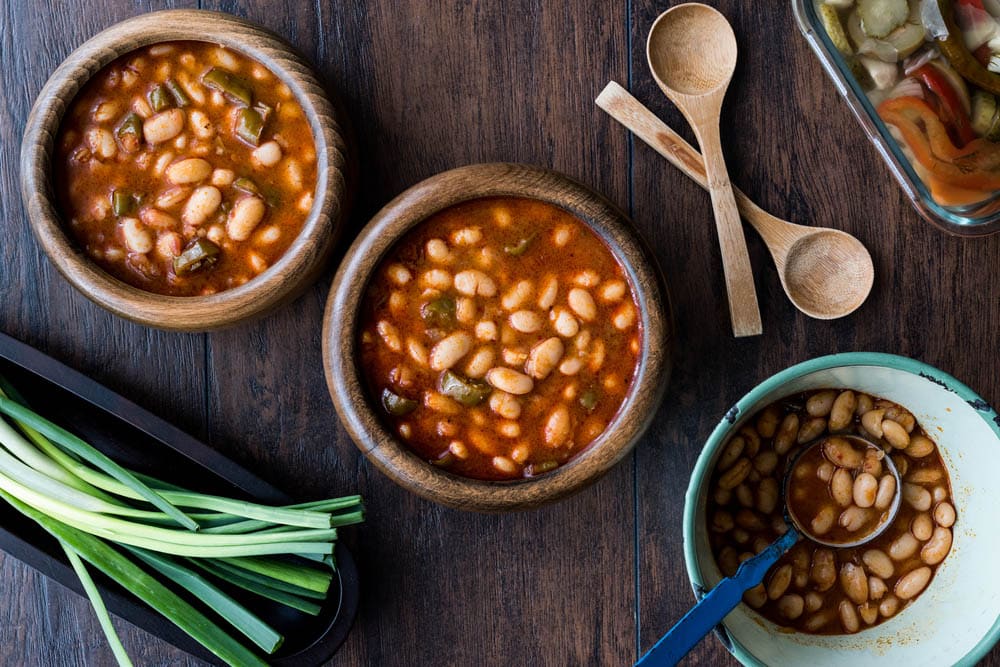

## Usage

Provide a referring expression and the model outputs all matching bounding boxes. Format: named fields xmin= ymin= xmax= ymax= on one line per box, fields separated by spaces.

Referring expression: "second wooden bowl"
xmin=323 ymin=163 xmax=672 ymax=511
xmin=19 ymin=10 xmax=350 ymax=331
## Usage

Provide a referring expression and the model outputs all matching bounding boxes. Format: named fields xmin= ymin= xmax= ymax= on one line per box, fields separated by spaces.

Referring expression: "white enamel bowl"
xmin=684 ymin=352 xmax=1000 ymax=666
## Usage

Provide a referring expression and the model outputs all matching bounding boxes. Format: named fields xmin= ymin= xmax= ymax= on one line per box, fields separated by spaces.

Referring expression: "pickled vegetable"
xmin=936 ymin=0 xmax=1000 ymax=95
xmin=579 ymin=388 xmax=599 ymax=411
xmin=438 ymin=370 xmax=492 ymax=407
xmin=859 ymin=0 xmax=910 ymax=39
xmin=420 ymin=298 xmax=456 ymax=328
xmin=381 ymin=388 xmax=418 ymax=416
xmin=821 ymin=4 xmax=854 ymax=55
xmin=173 ymin=238 xmax=221 ymax=275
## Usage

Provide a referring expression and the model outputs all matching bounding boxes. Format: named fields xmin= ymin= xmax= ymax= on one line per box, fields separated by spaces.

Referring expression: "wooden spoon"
xmin=596 ymin=81 xmax=874 ymax=320
xmin=646 ymin=3 xmax=761 ymax=337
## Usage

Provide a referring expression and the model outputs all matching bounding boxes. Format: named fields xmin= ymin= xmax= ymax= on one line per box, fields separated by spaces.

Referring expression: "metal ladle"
xmin=636 ymin=435 xmax=902 ymax=666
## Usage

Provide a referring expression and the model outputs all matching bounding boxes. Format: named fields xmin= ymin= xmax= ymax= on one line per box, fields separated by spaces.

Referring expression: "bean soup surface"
xmin=54 ymin=41 xmax=317 ymax=296
xmin=707 ymin=389 xmax=956 ymax=635
xmin=359 ymin=197 xmax=642 ymax=480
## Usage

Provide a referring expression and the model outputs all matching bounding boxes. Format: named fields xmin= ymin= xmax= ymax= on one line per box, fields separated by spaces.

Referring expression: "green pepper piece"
xmin=202 ymin=67 xmax=253 ymax=106
xmin=111 ymin=189 xmax=137 ymax=217
xmin=381 ymin=388 xmax=417 ymax=416
xmin=528 ymin=461 xmax=558 ymax=476
xmin=430 ymin=452 xmax=455 ymax=468
xmin=232 ymin=177 xmax=261 ymax=195
xmin=504 ymin=234 xmax=536 ymax=256
xmin=936 ymin=0 xmax=1000 ymax=96
xmin=438 ymin=370 xmax=492 ymax=407
xmin=420 ymin=298 xmax=456 ymax=328
xmin=579 ymin=388 xmax=599 ymax=412
xmin=253 ymin=101 xmax=273 ymax=124
xmin=235 ymin=107 xmax=265 ymax=146
xmin=115 ymin=113 xmax=143 ymax=152
xmin=165 ymin=79 xmax=191 ymax=107
xmin=148 ymin=84 xmax=172 ymax=112
xmin=173 ymin=238 xmax=221 ymax=276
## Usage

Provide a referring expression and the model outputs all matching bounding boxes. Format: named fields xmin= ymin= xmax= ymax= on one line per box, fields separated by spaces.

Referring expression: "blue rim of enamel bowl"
xmin=681 ymin=352 xmax=1000 ymax=666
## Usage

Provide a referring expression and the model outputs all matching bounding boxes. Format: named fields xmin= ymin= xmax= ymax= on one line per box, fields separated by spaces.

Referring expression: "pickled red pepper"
xmin=879 ymin=95 xmax=1000 ymax=189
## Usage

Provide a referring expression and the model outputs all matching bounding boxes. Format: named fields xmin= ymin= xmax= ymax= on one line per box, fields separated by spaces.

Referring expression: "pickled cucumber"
xmin=820 ymin=4 xmax=853 ymax=56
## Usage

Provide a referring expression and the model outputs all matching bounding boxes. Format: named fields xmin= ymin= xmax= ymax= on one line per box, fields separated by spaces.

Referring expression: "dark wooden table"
xmin=1 ymin=1 xmax=998 ymax=665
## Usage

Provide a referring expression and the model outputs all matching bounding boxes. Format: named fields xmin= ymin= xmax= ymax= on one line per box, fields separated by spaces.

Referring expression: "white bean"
xmin=612 ymin=303 xmax=636 ymax=330
xmin=525 ymin=337 xmax=564 ymax=380
xmin=812 ymin=549 xmax=836 ymax=591
xmin=143 ymin=108 xmax=185 ymax=143
xmin=839 ymin=506 xmax=872 ymax=532
xmin=839 ymin=600 xmax=860 ymax=633
xmin=862 ymin=549 xmax=894 ymax=579
xmin=502 ymin=280 xmax=533 ymax=310
xmin=861 ymin=409 xmax=886 ymax=438
xmin=831 ymin=468 xmax=854 ymax=507
xmin=509 ymin=310 xmax=542 ymax=333
xmin=464 ymin=346 xmax=495 ymax=378
xmin=387 ymin=264 xmax=412 ymax=285
xmin=875 ymin=474 xmax=896 ymax=510
xmin=492 ymin=456 xmax=517 ymax=474
xmin=829 ymin=390 xmax=857 ymax=431
xmin=920 ymin=527 xmax=952 ymax=565
xmin=882 ymin=419 xmax=911 ymax=449
xmin=902 ymin=483 xmax=932 ymax=511
xmin=252 ymin=140 xmax=283 ymax=167
xmin=551 ymin=308 xmax=579 ymax=337
xmin=454 ymin=270 xmax=497 ymax=297
xmin=907 ymin=435 xmax=936 ymax=458
xmin=166 ymin=158 xmax=212 ymax=185
xmin=451 ymin=227 xmax=482 ymax=246
xmin=767 ymin=564 xmax=793 ymax=600
xmin=489 ymin=391 xmax=522 ymax=419
xmin=889 ymin=532 xmax=920 ymax=561
xmin=486 ymin=367 xmax=533 ymax=395
xmin=406 ymin=338 xmax=429 ymax=366
xmin=567 ymin=288 xmax=597 ymax=321
xmin=121 ymin=217 xmax=153 ymax=253
xmin=869 ymin=576 xmax=887 ymax=600
xmin=425 ymin=238 xmax=452 ymax=263
xmin=475 ymin=321 xmax=498 ymax=341
xmin=543 ymin=405 xmax=571 ymax=447
xmin=429 ymin=332 xmax=472 ymax=371
xmin=777 ymin=594 xmax=804 ymax=620
xmin=227 ymin=196 xmax=267 ymax=241
xmin=598 ymin=279 xmax=626 ymax=302
xmin=420 ymin=269 xmax=453 ymax=291
xmin=189 ymin=109 xmax=214 ymax=139
xmin=537 ymin=275 xmax=558 ymax=309
xmin=376 ymin=321 xmax=401 ymax=352
xmin=810 ymin=505 xmax=836 ymax=536
xmin=934 ymin=502 xmax=956 ymax=528
xmin=181 ymin=186 xmax=222 ymax=227
xmin=853 ymin=473 xmax=878 ymax=508
xmin=911 ymin=513 xmax=934 ymax=541
xmin=756 ymin=477 xmax=779 ymax=515
xmin=807 ymin=391 xmax=836 ymax=416
xmin=879 ymin=594 xmax=900 ymax=618
xmin=895 ymin=566 xmax=932 ymax=600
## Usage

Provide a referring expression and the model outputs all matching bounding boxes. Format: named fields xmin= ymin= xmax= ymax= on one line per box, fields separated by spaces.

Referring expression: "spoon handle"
xmin=635 ymin=527 xmax=800 ymax=667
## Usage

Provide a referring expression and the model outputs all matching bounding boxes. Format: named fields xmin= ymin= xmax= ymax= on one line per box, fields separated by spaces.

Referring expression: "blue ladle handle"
xmin=635 ymin=527 xmax=800 ymax=667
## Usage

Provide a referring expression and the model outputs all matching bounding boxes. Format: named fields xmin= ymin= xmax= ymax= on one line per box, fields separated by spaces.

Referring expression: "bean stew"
xmin=53 ymin=41 xmax=317 ymax=296
xmin=707 ymin=389 xmax=956 ymax=634
xmin=358 ymin=197 xmax=642 ymax=481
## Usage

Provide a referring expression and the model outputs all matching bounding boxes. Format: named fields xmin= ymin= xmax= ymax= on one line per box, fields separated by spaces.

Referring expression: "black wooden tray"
xmin=0 ymin=332 xmax=359 ymax=665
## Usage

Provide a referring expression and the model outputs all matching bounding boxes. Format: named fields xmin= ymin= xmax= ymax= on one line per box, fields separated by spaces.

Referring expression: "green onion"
xmin=0 ymin=397 xmax=198 ymax=530
xmin=190 ymin=559 xmax=324 ymax=615
xmin=0 ymin=489 xmax=269 ymax=666
xmin=0 ymin=375 xmax=364 ymax=664
xmin=125 ymin=547 xmax=283 ymax=654
xmin=61 ymin=543 xmax=134 ymax=667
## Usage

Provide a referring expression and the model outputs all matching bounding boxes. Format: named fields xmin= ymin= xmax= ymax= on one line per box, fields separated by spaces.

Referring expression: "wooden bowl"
xmin=19 ymin=10 xmax=350 ymax=331
xmin=323 ymin=163 xmax=672 ymax=511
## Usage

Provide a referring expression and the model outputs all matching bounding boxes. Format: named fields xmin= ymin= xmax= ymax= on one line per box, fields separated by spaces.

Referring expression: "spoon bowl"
xmin=781 ymin=229 xmax=874 ymax=320
xmin=647 ymin=4 xmax=737 ymax=96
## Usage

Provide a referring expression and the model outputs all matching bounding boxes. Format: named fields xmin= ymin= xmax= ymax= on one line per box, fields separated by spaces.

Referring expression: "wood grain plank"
xmin=0 ymin=1 xmax=207 ymax=665
xmin=629 ymin=2 xmax=1000 ymax=665
xmin=198 ymin=1 xmax=635 ymax=665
